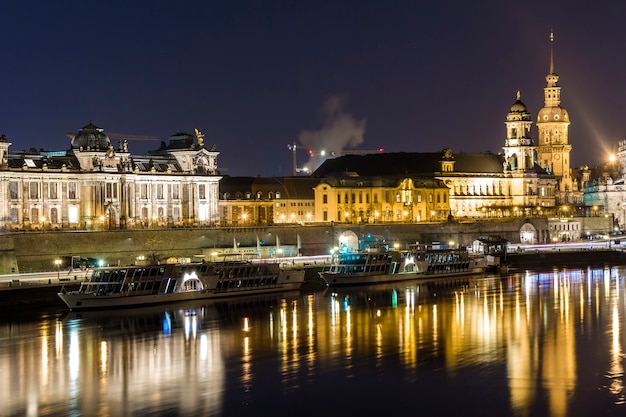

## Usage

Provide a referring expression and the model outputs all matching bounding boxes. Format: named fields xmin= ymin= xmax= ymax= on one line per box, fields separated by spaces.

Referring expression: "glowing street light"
xmin=54 ymin=258 xmax=62 ymax=280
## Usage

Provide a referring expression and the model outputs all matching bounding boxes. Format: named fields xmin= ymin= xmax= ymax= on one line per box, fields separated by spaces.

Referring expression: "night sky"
xmin=2 ymin=1 xmax=625 ymax=176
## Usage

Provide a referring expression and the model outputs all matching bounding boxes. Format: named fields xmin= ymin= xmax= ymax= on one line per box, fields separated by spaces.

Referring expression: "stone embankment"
xmin=505 ymin=249 xmax=626 ymax=270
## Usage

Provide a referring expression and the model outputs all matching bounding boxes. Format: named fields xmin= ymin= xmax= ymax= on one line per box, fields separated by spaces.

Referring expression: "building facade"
xmin=0 ymin=123 xmax=221 ymax=231
xmin=313 ymin=176 xmax=451 ymax=224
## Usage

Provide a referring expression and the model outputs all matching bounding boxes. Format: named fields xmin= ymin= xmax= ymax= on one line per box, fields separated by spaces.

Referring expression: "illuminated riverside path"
xmin=1 ymin=267 xmax=626 ymax=416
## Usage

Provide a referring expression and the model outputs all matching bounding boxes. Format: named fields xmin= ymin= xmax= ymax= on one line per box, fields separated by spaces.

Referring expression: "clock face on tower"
xmin=554 ymin=154 xmax=560 ymax=160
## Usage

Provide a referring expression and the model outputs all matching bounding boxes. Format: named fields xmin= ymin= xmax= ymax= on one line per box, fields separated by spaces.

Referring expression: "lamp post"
xmin=54 ymin=258 xmax=62 ymax=280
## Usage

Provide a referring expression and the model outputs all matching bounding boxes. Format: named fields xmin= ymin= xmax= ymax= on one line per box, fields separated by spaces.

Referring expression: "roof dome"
xmin=509 ymin=91 xmax=527 ymax=113
xmin=71 ymin=122 xmax=111 ymax=150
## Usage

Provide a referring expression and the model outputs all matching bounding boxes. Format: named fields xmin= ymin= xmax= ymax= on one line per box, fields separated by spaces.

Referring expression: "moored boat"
xmin=58 ymin=260 xmax=305 ymax=310
xmin=319 ymin=245 xmax=487 ymax=286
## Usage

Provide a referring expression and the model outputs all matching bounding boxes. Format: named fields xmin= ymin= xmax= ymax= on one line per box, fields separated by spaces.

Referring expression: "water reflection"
xmin=2 ymin=269 xmax=626 ymax=416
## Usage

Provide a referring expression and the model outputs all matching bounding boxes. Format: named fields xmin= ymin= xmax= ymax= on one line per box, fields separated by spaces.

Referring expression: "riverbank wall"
xmin=0 ymin=216 xmax=612 ymax=273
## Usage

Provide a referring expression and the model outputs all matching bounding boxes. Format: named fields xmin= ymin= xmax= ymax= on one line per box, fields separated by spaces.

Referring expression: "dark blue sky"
xmin=2 ymin=1 xmax=625 ymax=176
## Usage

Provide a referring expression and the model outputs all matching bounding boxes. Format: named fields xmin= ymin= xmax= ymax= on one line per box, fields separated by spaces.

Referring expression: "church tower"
xmin=503 ymin=91 xmax=536 ymax=172
xmin=536 ymin=31 xmax=575 ymax=203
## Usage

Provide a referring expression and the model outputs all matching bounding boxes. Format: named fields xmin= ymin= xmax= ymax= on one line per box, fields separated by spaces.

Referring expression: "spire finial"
xmin=516 ymin=90 xmax=521 ymax=101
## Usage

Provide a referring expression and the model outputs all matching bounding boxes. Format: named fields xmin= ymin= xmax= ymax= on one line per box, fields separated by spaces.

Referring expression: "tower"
xmin=535 ymin=31 xmax=575 ymax=202
xmin=503 ymin=91 xmax=536 ymax=172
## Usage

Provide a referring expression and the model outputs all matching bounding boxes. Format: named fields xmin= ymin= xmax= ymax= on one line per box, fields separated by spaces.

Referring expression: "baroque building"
xmin=313 ymin=175 xmax=450 ymax=224
xmin=535 ymin=32 xmax=580 ymax=204
xmin=584 ymin=138 xmax=626 ymax=230
xmin=0 ymin=123 xmax=221 ymax=231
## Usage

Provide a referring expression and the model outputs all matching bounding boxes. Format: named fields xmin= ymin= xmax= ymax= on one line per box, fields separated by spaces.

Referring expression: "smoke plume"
xmin=298 ymin=95 xmax=367 ymax=171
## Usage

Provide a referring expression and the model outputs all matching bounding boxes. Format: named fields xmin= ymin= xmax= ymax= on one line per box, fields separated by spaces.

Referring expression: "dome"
xmin=509 ymin=91 xmax=528 ymax=113
xmin=509 ymin=100 xmax=527 ymax=112
xmin=71 ymin=122 xmax=111 ymax=150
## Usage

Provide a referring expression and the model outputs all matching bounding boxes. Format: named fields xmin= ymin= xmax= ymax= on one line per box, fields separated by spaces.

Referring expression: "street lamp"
xmin=54 ymin=258 xmax=62 ymax=280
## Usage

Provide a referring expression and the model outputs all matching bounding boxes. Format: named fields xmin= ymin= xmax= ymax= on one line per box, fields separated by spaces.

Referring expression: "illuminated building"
xmin=584 ymin=139 xmax=626 ymax=230
xmin=0 ymin=123 xmax=220 ymax=230
xmin=313 ymin=176 xmax=450 ymax=223
xmin=219 ymin=176 xmax=319 ymax=225
xmin=535 ymin=31 xmax=580 ymax=204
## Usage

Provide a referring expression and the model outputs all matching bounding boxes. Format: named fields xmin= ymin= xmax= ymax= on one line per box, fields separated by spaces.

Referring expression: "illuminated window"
xmin=68 ymin=206 xmax=79 ymax=224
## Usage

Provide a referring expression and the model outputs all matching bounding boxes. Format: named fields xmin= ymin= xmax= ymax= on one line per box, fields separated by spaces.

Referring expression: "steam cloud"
xmin=298 ymin=95 xmax=367 ymax=171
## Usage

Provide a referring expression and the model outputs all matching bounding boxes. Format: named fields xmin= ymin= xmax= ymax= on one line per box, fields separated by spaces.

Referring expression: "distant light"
xmin=379 ymin=148 xmax=384 ymax=152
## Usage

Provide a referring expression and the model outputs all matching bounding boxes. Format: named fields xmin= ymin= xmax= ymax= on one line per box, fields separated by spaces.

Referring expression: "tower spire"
xmin=549 ymin=30 xmax=555 ymax=74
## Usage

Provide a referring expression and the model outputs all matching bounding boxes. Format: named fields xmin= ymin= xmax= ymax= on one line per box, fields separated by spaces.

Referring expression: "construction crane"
xmin=307 ymin=148 xmax=385 ymax=158
xmin=287 ymin=142 xmax=313 ymax=176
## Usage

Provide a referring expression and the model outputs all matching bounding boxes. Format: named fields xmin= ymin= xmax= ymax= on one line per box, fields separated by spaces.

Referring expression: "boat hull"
xmin=58 ymin=281 xmax=304 ymax=310
xmin=320 ymin=265 xmax=486 ymax=286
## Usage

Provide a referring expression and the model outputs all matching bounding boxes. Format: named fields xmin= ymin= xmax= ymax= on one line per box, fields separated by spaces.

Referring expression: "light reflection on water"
xmin=1 ymin=267 xmax=626 ymax=416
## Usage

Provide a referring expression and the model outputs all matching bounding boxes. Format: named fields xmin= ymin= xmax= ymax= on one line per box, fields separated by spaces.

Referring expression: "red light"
xmin=309 ymin=150 xmax=313 ymax=155
xmin=379 ymin=148 xmax=384 ymax=152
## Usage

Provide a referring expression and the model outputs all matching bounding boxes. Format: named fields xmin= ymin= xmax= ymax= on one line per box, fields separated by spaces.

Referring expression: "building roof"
xmin=219 ymin=176 xmax=320 ymax=200
xmin=311 ymin=151 xmax=506 ymax=178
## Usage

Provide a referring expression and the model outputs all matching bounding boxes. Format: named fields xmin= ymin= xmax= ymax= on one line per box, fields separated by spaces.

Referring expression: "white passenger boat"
xmin=319 ymin=245 xmax=487 ymax=286
xmin=58 ymin=260 xmax=305 ymax=310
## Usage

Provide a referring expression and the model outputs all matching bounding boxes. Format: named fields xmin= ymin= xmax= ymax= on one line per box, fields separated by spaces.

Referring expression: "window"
xmin=429 ymin=193 xmax=433 ymax=203
xmin=157 ymin=184 xmax=164 ymax=199
xmin=173 ymin=207 xmax=180 ymax=221
xmin=9 ymin=182 xmax=18 ymax=199
xmin=359 ymin=192 xmax=363 ymax=204
xmin=10 ymin=207 xmax=19 ymax=223
xmin=50 ymin=207 xmax=58 ymax=223
xmin=323 ymin=194 xmax=328 ymax=204
xmin=140 ymin=184 xmax=149 ymax=199
xmin=68 ymin=182 xmax=77 ymax=199
xmin=172 ymin=184 xmax=180 ymax=200
xmin=49 ymin=182 xmax=58 ymax=199
xmin=198 ymin=203 xmax=208 ymax=221
xmin=68 ymin=206 xmax=79 ymax=224
xmin=31 ymin=208 xmax=39 ymax=223
xmin=29 ymin=182 xmax=39 ymax=199
xmin=417 ymin=192 xmax=422 ymax=203
xmin=337 ymin=194 xmax=341 ymax=204
xmin=323 ymin=210 xmax=328 ymax=221
xmin=373 ymin=193 xmax=378 ymax=204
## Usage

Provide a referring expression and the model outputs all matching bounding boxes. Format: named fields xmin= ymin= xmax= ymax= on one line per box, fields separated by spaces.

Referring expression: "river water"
xmin=1 ymin=267 xmax=626 ymax=417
